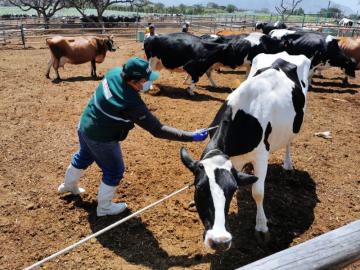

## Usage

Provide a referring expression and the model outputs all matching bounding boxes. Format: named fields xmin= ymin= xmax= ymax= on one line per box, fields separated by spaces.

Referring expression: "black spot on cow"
xmin=194 ymin=172 xmax=215 ymax=230
xmin=269 ymin=58 xmax=306 ymax=133
xmin=264 ymin=122 xmax=272 ymax=151
xmin=224 ymin=110 xmax=263 ymax=156
xmin=301 ymin=80 xmax=306 ymax=88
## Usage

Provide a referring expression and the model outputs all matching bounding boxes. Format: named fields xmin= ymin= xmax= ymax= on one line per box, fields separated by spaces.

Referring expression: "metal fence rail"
xmin=1 ymin=18 xmax=359 ymax=49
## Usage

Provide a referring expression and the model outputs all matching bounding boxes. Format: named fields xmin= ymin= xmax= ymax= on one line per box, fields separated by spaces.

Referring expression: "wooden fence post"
xmin=302 ymin=14 xmax=306 ymax=28
xmin=20 ymin=24 xmax=25 ymax=48
xmin=236 ymin=220 xmax=360 ymax=270
xmin=2 ymin=30 xmax=6 ymax=45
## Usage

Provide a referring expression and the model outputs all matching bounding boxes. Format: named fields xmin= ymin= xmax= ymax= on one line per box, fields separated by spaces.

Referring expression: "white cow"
xmin=180 ymin=52 xmax=312 ymax=251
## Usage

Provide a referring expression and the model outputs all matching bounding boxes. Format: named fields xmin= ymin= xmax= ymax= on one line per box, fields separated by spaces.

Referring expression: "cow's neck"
xmin=202 ymin=105 xmax=232 ymax=159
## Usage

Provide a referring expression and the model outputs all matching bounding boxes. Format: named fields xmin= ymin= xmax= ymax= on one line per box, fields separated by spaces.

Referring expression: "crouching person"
xmin=58 ymin=57 xmax=208 ymax=216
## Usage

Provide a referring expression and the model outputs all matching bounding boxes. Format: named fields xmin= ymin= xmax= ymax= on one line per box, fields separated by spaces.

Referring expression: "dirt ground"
xmin=0 ymin=38 xmax=359 ymax=270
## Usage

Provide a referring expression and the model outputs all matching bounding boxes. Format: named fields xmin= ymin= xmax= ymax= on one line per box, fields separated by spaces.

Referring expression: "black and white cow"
xmin=144 ymin=32 xmax=284 ymax=95
xmin=281 ymin=32 xmax=357 ymax=78
xmin=180 ymin=52 xmax=311 ymax=251
xmin=144 ymin=33 xmax=234 ymax=95
xmin=339 ymin=18 xmax=354 ymax=27
xmin=255 ymin=21 xmax=287 ymax=34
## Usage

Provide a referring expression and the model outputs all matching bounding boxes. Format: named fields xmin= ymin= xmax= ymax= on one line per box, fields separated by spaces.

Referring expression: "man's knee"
xmin=102 ymin=168 xmax=124 ymax=186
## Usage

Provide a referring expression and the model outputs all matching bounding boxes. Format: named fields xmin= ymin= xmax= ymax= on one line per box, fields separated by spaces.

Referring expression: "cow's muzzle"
xmin=207 ymin=238 xmax=232 ymax=252
xmin=204 ymin=230 xmax=232 ymax=252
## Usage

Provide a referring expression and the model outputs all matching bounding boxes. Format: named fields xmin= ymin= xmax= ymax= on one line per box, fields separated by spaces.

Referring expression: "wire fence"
xmin=1 ymin=15 xmax=359 ymax=49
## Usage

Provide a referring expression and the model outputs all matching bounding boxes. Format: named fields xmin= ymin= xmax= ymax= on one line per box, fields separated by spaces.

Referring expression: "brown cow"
xmin=337 ymin=37 xmax=360 ymax=83
xmin=45 ymin=35 xmax=116 ymax=80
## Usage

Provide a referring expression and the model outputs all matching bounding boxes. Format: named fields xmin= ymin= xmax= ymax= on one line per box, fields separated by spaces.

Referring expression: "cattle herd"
xmin=45 ymin=21 xmax=359 ymax=252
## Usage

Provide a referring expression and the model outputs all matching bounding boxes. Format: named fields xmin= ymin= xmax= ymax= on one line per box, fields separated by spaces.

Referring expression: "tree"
xmin=226 ymin=4 xmax=236 ymax=13
xmin=319 ymin=7 xmax=342 ymax=18
xmin=192 ymin=4 xmax=204 ymax=14
xmin=66 ymin=0 xmax=148 ymax=31
xmin=206 ymin=2 xmax=218 ymax=9
xmin=275 ymin=0 xmax=303 ymax=21
xmin=178 ymin=3 xmax=186 ymax=14
xmin=7 ymin=0 xmax=65 ymax=25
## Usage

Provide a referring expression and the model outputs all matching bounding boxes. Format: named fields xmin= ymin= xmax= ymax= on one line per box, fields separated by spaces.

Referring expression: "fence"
xmin=237 ymin=220 xmax=360 ymax=270
xmin=1 ymin=16 xmax=360 ymax=49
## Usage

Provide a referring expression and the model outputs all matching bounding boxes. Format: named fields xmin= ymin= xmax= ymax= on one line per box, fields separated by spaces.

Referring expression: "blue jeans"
xmin=71 ymin=129 xmax=125 ymax=186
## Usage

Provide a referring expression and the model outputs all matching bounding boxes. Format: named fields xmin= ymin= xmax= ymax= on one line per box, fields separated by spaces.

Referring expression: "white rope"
xmin=23 ymin=184 xmax=192 ymax=270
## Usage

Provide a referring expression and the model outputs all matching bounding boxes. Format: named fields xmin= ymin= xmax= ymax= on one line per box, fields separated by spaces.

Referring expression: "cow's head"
xmin=180 ymin=147 xmax=257 ymax=252
xmin=105 ymin=35 xmax=116 ymax=52
xmin=255 ymin=22 xmax=265 ymax=30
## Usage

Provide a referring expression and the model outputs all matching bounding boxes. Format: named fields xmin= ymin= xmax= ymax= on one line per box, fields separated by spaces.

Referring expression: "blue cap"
xmin=123 ymin=57 xmax=160 ymax=81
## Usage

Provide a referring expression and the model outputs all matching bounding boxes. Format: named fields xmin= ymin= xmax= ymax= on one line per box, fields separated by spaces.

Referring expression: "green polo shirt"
xmin=79 ymin=67 xmax=145 ymax=142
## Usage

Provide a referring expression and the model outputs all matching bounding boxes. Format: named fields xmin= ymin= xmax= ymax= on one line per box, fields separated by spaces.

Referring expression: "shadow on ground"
xmin=65 ymin=163 xmax=317 ymax=270
xmin=150 ymin=84 xmax=226 ymax=102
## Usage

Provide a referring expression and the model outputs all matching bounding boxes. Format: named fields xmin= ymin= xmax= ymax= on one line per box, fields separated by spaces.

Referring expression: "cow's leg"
xmin=206 ymin=69 xmax=217 ymax=87
xmin=91 ymin=60 xmax=97 ymax=78
xmin=245 ymin=65 xmax=251 ymax=78
xmin=252 ymin=153 xmax=270 ymax=244
xmin=52 ymin=58 xmax=60 ymax=80
xmin=187 ymin=83 xmax=196 ymax=96
xmin=46 ymin=58 xmax=53 ymax=79
xmin=183 ymin=74 xmax=192 ymax=85
xmin=283 ymin=143 xmax=293 ymax=170
xmin=314 ymin=68 xmax=324 ymax=78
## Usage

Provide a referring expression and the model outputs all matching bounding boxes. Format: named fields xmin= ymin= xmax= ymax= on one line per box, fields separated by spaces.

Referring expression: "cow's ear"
xmin=96 ymin=37 xmax=104 ymax=46
xmin=180 ymin=147 xmax=197 ymax=172
xmin=232 ymin=169 xmax=258 ymax=186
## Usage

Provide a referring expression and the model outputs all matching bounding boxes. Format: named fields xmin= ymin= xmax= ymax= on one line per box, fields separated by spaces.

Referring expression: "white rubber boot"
xmin=58 ymin=164 xmax=85 ymax=195
xmin=96 ymin=181 xmax=127 ymax=217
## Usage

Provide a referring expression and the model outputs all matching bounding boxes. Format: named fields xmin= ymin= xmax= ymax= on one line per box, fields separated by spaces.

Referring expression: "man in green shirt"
xmin=58 ymin=57 xmax=208 ymax=217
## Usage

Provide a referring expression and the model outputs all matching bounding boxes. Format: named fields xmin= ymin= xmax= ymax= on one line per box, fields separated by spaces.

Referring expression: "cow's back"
xmin=226 ymin=54 xmax=310 ymax=153
xmin=46 ymin=36 xmax=97 ymax=64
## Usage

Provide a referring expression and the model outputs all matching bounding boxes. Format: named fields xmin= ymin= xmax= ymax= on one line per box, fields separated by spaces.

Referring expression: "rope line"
xmin=23 ymin=184 xmax=192 ymax=270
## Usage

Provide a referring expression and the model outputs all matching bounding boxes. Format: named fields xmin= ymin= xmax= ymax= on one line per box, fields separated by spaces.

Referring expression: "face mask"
xmin=141 ymin=81 xmax=152 ymax=92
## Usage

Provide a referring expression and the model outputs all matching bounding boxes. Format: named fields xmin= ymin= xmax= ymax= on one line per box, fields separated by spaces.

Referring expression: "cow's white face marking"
xmin=201 ymin=155 xmax=233 ymax=249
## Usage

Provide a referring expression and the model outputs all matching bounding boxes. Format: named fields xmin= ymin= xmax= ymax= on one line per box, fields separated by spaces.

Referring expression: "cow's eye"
xmin=198 ymin=163 xmax=204 ymax=170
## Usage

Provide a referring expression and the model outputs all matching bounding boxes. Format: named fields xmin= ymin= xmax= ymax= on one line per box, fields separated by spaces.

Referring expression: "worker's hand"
xmin=192 ymin=129 xmax=208 ymax=142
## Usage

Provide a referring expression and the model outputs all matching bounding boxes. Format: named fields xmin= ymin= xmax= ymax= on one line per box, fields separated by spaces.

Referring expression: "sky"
xmin=332 ymin=0 xmax=360 ymax=13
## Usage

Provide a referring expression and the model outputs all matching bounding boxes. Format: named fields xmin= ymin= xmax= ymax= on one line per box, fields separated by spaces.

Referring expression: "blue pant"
xmin=71 ymin=129 xmax=125 ymax=186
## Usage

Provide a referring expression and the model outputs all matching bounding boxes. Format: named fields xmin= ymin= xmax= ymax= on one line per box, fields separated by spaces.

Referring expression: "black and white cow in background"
xmin=255 ymin=21 xmax=287 ymax=34
xmin=144 ymin=33 xmax=235 ymax=95
xmin=180 ymin=52 xmax=311 ymax=251
xmin=280 ymin=31 xmax=357 ymax=79
xmin=144 ymin=32 xmax=284 ymax=95
xmin=339 ymin=18 xmax=354 ymax=27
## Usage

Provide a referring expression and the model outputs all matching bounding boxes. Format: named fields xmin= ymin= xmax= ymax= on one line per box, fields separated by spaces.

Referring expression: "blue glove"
xmin=192 ymin=129 xmax=208 ymax=142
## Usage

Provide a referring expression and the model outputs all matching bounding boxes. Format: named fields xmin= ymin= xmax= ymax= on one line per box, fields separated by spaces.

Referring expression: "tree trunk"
xmin=43 ymin=15 xmax=50 ymax=29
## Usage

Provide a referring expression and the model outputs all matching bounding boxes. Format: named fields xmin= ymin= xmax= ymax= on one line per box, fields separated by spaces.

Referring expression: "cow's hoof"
xmin=187 ymin=88 xmax=195 ymax=96
xmin=342 ymin=77 xmax=349 ymax=85
xmin=255 ymin=230 xmax=270 ymax=245
xmin=45 ymin=74 xmax=50 ymax=79
xmin=282 ymin=163 xmax=293 ymax=171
